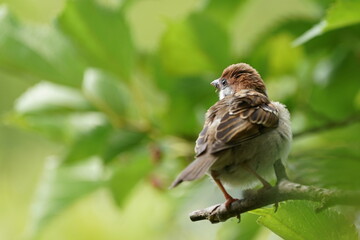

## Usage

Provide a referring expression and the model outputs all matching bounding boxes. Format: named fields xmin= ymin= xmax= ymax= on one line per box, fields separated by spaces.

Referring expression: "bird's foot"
xmin=274 ymin=201 xmax=279 ymax=212
xmin=224 ymin=196 xmax=239 ymax=210
xmin=224 ymin=197 xmax=241 ymax=222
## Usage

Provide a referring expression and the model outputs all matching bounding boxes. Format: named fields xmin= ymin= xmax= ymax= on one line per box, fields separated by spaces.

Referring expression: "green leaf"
xmin=265 ymin=34 xmax=304 ymax=76
xmin=0 ymin=6 xmax=87 ymax=86
xmin=10 ymin=111 xmax=107 ymax=143
xmin=326 ymin=0 xmax=360 ymax=31
xmin=107 ymin=148 xmax=152 ymax=207
xmin=12 ymin=80 xmax=107 ymax=143
xmin=309 ymin=53 xmax=360 ymax=119
xmin=63 ymin=126 xmax=148 ymax=164
xmin=203 ymin=0 xmax=245 ymax=28
xmin=57 ymin=0 xmax=135 ymax=80
xmin=124 ymin=0 xmax=200 ymax=52
xmin=63 ymin=125 xmax=111 ymax=164
xmin=15 ymin=81 xmax=91 ymax=114
xmin=291 ymin=124 xmax=360 ymax=190
xmin=294 ymin=0 xmax=360 ymax=45
xmin=28 ymin=157 xmax=104 ymax=237
xmin=252 ymin=201 xmax=358 ymax=240
xmin=292 ymin=20 xmax=327 ymax=46
xmin=160 ymin=76 xmax=214 ymax=136
xmin=217 ymin=213 xmax=261 ymax=240
xmin=159 ymin=20 xmax=213 ymax=76
xmin=103 ymin=129 xmax=148 ymax=163
xmin=188 ymin=13 xmax=230 ymax=69
xmin=230 ymin=0 xmax=318 ymax=56
xmin=82 ymin=68 xmax=130 ymax=126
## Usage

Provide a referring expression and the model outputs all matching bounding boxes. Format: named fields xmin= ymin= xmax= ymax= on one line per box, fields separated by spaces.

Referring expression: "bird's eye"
xmin=221 ymin=79 xmax=227 ymax=86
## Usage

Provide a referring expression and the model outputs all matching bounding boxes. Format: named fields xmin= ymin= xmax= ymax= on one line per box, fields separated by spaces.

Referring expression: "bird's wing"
xmin=211 ymin=89 xmax=279 ymax=153
xmin=170 ymin=90 xmax=279 ymax=188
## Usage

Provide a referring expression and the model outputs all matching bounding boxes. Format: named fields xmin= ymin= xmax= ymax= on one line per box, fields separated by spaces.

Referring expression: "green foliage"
xmin=294 ymin=0 xmax=360 ymax=45
xmin=28 ymin=157 xmax=105 ymax=237
xmin=1 ymin=0 xmax=360 ymax=239
xmin=252 ymin=201 xmax=358 ymax=240
xmin=12 ymin=81 xmax=104 ymax=142
xmin=57 ymin=0 xmax=135 ymax=80
xmin=63 ymin=125 xmax=112 ymax=164
xmin=0 ymin=6 xmax=87 ymax=87
xmin=15 ymin=81 xmax=91 ymax=114
xmin=107 ymin=148 xmax=152 ymax=207
xmin=159 ymin=20 xmax=214 ymax=76
xmin=82 ymin=68 xmax=131 ymax=126
xmin=217 ymin=213 xmax=261 ymax=240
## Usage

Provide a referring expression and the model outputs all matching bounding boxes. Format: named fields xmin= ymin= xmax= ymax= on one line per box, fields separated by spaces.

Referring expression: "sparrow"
xmin=170 ymin=63 xmax=292 ymax=207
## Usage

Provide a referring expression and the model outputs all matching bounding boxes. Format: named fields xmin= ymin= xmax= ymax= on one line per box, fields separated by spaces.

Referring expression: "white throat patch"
xmin=219 ymin=87 xmax=234 ymax=100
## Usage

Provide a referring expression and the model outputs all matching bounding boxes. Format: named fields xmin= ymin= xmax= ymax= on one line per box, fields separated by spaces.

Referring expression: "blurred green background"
xmin=0 ymin=0 xmax=359 ymax=239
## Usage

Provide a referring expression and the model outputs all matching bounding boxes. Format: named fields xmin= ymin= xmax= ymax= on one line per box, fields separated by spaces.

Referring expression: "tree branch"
xmin=189 ymin=179 xmax=360 ymax=223
xmin=188 ymin=114 xmax=360 ymax=223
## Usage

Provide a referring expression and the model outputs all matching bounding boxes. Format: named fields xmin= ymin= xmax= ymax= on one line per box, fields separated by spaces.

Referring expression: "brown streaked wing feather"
xmin=259 ymin=103 xmax=279 ymax=127
xmin=194 ymin=100 xmax=228 ymax=156
xmin=211 ymin=90 xmax=279 ymax=153
xmin=195 ymin=125 xmax=208 ymax=157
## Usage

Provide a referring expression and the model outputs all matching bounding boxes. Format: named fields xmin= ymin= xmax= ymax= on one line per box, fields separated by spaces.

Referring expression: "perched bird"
xmin=170 ymin=63 xmax=292 ymax=207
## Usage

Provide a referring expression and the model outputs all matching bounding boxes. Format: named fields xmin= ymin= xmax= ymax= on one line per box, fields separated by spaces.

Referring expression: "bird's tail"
xmin=169 ymin=153 xmax=217 ymax=188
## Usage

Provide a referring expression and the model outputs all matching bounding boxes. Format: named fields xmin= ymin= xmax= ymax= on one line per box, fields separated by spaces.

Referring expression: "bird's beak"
xmin=211 ymin=79 xmax=220 ymax=89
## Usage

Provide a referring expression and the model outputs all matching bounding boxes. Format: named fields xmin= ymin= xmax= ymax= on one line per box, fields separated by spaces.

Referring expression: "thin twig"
xmin=189 ymin=179 xmax=360 ymax=223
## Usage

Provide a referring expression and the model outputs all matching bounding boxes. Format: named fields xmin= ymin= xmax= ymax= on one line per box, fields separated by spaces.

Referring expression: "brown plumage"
xmin=170 ymin=63 xmax=292 ymax=207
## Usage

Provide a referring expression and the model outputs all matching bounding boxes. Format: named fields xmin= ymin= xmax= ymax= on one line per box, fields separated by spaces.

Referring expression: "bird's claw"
xmin=224 ymin=197 xmax=239 ymax=210
xmin=274 ymin=202 xmax=279 ymax=212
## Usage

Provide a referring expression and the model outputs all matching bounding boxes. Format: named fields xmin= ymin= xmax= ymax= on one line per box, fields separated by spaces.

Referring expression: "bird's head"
xmin=211 ymin=63 xmax=267 ymax=99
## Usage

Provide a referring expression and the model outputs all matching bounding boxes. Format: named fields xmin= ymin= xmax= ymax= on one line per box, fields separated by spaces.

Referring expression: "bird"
xmin=170 ymin=63 xmax=292 ymax=208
